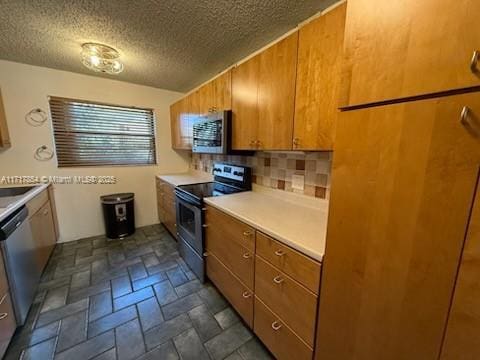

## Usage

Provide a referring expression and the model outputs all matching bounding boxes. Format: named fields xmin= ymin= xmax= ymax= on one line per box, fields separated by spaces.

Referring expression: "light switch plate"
xmin=292 ymin=174 xmax=305 ymax=190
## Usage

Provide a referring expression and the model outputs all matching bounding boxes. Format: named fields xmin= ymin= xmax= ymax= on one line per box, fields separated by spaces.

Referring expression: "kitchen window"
xmin=49 ymin=96 xmax=156 ymax=167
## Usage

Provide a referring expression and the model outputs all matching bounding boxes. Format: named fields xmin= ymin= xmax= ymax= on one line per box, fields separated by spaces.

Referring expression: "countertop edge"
xmin=203 ymin=197 xmax=324 ymax=262
xmin=0 ymin=184 xmax=50 ymax=222
xmin=156 ymin=172 xmax=214 ymax=186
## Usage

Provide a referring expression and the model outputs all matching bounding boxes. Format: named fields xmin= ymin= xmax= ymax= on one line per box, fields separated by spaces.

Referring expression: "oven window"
xmin=178 ymin=203 xmax=196 ymax=237
xmin=193 ymin=119 xmax=222 ymax=147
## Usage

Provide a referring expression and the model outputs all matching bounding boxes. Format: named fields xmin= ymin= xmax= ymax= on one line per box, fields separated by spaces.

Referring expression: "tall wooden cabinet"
xmin=231 ymin=32 xmax=298 ymax=151
xmin=316 ymin=92 xmax=480 ymax=360
xmin=293 ymin=3 xmax=346 ymax=150
xmin=339 ymin=0 xmax=480 ymax=108
xmin=0 ymin=88 xmax=11 ymax=149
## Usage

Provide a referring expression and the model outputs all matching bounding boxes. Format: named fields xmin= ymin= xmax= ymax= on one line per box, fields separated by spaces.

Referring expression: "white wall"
xmin=0 ymin=60 xmax=190 ymax=242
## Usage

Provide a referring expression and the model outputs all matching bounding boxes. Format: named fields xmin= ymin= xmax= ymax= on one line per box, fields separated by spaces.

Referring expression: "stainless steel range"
xmin=175 ymin=163 xmax=252 ymax=282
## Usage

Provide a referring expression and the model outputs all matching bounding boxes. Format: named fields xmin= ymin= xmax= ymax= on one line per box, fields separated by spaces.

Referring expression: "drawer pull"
xmin=273 ymin=275 xmax=284 ymax=284
xmin=242 ymin=291 xmax=252 ymax=298
xmin=470 ymin=50 xmax=480 ymax=73
xmin=242 ymin=252 xmax=251 ymax=259
xmin=202 ymin=224 xmax=208 ymax=228
xmin=0 ymin=294 xmax=7 ymax=305
xmin=203 ymin=252 xmax=209 ymax=257
xmin=271 ymin=321 xmax=282 ymax=331
xmin=274 ymin=250 xmax=285 ymax=257
xmin=243 ymin=231 xmax=253 ymax=237
xmin=43 ymin=209 xmax=49 ymax=216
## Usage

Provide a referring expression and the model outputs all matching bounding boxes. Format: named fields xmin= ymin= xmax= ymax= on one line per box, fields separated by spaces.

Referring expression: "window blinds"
xmin=49 ymin=97 xmax=156 ymax=167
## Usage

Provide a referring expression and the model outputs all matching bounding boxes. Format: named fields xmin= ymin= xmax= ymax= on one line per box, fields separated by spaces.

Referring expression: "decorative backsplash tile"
xmin=191 ymin=152 xmax=332 ymax=199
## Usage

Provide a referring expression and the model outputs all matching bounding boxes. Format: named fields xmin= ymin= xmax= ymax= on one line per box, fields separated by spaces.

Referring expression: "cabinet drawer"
xmin=206 ymin=253 xmax=253 ymax=327
xmin=256 ymin=232 xmax=320 ymax=294
xmin=205 ymin=206 xmax=255 ymax=252
xmin=255 ymin=255 xmax=317 ymax=346
xmin=0 ymin=293 xmax=17 ymax=358
xmin=206 ymin=225 xmax=254 ymax=289
xmin=26 ymin=189 xmax=48 ymax=218
xmin=254 ymin=297 xmax=312 ymax=360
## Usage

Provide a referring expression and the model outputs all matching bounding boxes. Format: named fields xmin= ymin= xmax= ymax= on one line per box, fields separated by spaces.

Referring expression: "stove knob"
xmin=213 ymin=168 xmax=221 ymax=173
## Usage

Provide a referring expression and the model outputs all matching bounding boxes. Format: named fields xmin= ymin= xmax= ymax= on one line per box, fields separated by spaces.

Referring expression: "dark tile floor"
xmin=4 ymin=224 xmax=273 ymax=360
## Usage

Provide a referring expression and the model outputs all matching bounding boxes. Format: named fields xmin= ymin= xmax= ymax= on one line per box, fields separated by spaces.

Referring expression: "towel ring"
xmin=34 ymin=145 xmax=54 ymax=161
xmin=25 ymin=108 xmax=48 ymax=127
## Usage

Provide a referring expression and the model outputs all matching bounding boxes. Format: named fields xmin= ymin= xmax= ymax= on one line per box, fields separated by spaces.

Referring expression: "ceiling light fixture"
xmin=81 ymin=43 xmax=124 ymax=75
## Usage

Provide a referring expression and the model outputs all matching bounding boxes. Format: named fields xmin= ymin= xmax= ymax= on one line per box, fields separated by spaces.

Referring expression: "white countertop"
xmin=204 ymin=185 xmax=329 ymax=262
xmin=0 ymin=184 xmax=49 ymax=222
xmin=156 ymin=171 xmax=213 ymax=186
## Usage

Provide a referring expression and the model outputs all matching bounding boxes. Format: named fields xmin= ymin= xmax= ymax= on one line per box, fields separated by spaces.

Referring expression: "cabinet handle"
xmin=0 ymin=313 xmax=8 ymax=320
xmin=273 ymin=275 xmax=284 ymax=284
xmin=0 ymin=294 xmax=7 ymax=305
xmin=202 ymin=224 xmax=209 ymax=228
xmin=43 ymin=209 xmax=49 ymax=216
xmin=274 ymin=249 xmax=285 ymax=257
xmin=271 ymin=321 xmax=282 ymax=331
xmin=470 ymin=50 xmax=480 ymax=73
xmin=461 ymin=106 xmax=471 ymax=127
xmin=243 ymin=231 xmax=253 ymax=237
xmin=242 ymin=291 xmax=252 ymax=298
xmin=203 ymin=252 xmax=209 ymax=257
xmin=255 ymin=140 xmax=261 ymax=149
xmin=293 ymin=138 xmax=300 ymax=148
xmin=249 ymin=140 xmax=256 ymax=147
xmin=242 ymin=252 xmax=251 ymax=259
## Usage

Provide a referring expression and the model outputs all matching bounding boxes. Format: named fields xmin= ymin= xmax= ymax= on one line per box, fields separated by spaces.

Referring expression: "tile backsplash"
xmin=191 ymin=152 xmax=332 ymax=199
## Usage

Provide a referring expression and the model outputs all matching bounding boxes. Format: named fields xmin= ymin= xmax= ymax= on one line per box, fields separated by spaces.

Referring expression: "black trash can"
xmin=101 ymin=193 xmax=135 ymax=239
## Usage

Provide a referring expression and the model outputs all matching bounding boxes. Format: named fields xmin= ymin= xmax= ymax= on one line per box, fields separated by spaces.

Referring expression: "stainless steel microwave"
xmin=192 ymin=110 xmax=231 ymax=154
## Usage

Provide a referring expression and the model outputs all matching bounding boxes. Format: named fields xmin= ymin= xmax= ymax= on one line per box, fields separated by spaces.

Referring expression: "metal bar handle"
xmin=271 ymin=321 xmax=282 ymax=331
xmin=274 ymin=250 xmax=285 ymax=257
xmin=273 ymin=275 xmax=284 ymax=284
xmin=461 ymin=106 xmax=471 ymax=126
xmin=242 ymin=291 xmax=252 ymax=298
xmin=242 ymin=252 xmax=251 ymax=259
xmin=471 ymin=50 xmax=480 ymax=73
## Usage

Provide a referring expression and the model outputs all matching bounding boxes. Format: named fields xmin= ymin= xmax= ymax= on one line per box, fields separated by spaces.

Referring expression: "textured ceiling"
xmin=0 ymin=0 xmax=337 ymax=92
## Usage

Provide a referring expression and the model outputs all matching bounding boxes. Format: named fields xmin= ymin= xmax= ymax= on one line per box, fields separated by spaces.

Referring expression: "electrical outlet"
xmin=292 ymin=174 xmax=305 ymax=190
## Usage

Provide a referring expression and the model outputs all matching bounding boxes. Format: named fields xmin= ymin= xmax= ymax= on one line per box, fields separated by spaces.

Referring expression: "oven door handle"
xmin=175 ymin=190 xmax=197 ymax=206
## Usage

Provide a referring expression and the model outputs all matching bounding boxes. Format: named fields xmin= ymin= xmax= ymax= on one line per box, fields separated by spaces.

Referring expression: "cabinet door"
xmin=0 ymin=88 xmax=10 ymax=148
xmin=316 ymin=92 xmax=480 ymax=360
xmin=293 ymin=3 xmax=346 ymax=150
xmin=257 ymin=32 xmax=298 ymax=150
xmin=212 ymin=70 xmax=232 ymax=111
xmin=231 ymin=55 xmax=260 ymax=150
xmin=440 ymin=184 xmax=480 ymax=360
xmin=30 ymin=201 xmax=56 ymax=272
xmin=197 ymin=82 xmax=214 ymax=115
xmin=340 ymin=0 xmax=480 ymax=108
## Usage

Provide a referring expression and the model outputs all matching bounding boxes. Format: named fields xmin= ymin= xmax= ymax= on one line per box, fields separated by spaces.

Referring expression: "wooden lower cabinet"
xmin=205 ymin=252 xmax=253 ymax=327
xmin=317 ymin=92 xmax=480 ymax=360
xmin=156 ymin=178 xmax=177 ymax=237
xmin=254 ymin=297 xmax=312 ymax=360
xmin=255 ymin=255 xmax=317 ymax=347
xmin=29 ymin=201 xmax=56 ymax=271
xmin=0 ymin=293 xmax=16 ymax=357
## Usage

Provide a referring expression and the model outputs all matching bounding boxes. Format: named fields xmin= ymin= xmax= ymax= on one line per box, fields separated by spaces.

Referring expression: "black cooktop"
xmin=176 ymin=182 xmax=243 ymax=202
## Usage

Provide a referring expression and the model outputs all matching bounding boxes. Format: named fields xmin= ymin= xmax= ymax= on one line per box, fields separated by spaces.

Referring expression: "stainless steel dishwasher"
xmin=0 ymin=206 xmax=40 ymax=325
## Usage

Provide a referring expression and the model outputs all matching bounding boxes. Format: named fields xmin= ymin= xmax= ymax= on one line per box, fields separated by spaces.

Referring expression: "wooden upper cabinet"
xmin=0 ymin=88 xmax=11 ymax=149
xmin=340 ymin=0 xmax=480 ymax=108
xmin=293 ymin=3 xmax=346 ymax=150
xmin=316 ymin=92 xmax=480 ymax=360
xmin=211 ymin=70 xmax=232 ymax=111
xmin=170 ymin=97 xmax=192 ymax=150
xmin=257 ymin=32 xmax=298 ymax=150
xmin=440 ymin=184 xmax=480 ymax=360
xmin=197 ymin=81 xmax=213 ymax=115
xmin=232 ymin=55 xmax=260 ymax=150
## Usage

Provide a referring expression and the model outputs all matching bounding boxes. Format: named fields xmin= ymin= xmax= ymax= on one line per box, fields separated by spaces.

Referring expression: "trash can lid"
xmin=101 ymin=193 xmax=134 ymax=204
